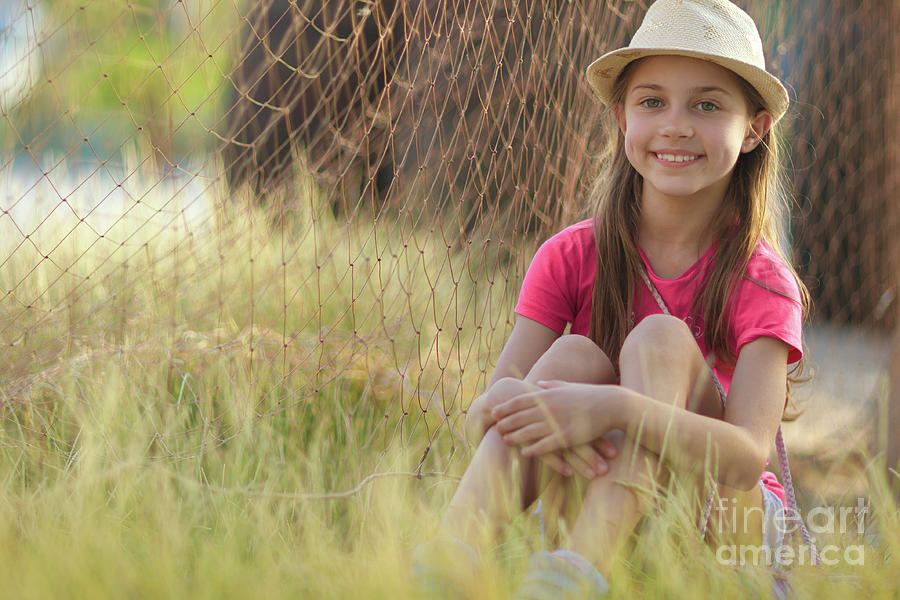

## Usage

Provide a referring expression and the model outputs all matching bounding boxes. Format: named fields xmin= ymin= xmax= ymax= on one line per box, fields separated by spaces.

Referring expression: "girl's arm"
xmin=465 ymin=316 xmax=560 ymax=442
xmin=494 ymin=337 xmax=789 ymax=490
xmin=624 ymin=336 xmax=788 ymax=489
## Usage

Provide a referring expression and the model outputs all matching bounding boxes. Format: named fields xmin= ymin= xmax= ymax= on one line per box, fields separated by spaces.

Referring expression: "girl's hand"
xmin=538 ymin=438 xmax=618 ymax=479
xmin=465 ymin=378 xmax=533 ymax=444
xmin=491 ymin=380 xmax=621 ymax=457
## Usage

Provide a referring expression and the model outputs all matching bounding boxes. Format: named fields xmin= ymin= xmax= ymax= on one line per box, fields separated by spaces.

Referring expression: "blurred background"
xmin=2 ymin=0 xmax=898 ymax=521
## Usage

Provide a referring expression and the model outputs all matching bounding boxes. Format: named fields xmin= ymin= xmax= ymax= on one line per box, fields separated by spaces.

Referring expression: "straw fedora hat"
xmin=586 ymin=0 xmax=789 ymax=121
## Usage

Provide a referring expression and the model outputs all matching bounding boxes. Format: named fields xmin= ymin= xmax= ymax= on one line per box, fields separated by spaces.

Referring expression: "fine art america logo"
xmin=714 ymin=497 xmax=869 ymax=567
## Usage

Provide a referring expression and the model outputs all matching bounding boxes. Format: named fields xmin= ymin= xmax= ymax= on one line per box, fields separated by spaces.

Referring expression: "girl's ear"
xmin=613 ymin=103 xmax=627 ymax=134
xmin=742 ymin=109 xmax=773 ymax=153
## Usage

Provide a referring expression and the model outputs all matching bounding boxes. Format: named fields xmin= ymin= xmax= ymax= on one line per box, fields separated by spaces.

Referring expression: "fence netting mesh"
xmin=2 ymin=0 xmax=898 ymax=495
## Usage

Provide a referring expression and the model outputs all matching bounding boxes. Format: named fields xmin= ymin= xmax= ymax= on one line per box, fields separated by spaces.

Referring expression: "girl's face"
xmin=614 ymin=55 xmax=772 ymax=206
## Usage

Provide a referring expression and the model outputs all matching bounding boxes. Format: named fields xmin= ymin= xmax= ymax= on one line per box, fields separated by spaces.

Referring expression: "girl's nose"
xmin=659 ymin=109 xmax=693 ymax=138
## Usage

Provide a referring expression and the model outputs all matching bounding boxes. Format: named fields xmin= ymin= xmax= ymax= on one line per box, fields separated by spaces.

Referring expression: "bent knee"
xmin=548 ymin=334 xmax=602 ymax=355
xmin=486 ymin=377 xmax=532 ymax=402
xmin=537 ymin=335 xmax=615 ymax=382
xmin=621 ymin=315 xmax=696 ymax=358
xmin=629 ymin=314 xmax=694 ymax=344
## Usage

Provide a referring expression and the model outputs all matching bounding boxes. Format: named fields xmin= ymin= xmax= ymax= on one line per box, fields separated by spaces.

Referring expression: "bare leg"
xmin=440 ymin=335 xmax=616 ymax=552
xmin=563 ymin=315 xmax=722 ymax=576
xmin=517 ymin=336 xmax=618 ymax=506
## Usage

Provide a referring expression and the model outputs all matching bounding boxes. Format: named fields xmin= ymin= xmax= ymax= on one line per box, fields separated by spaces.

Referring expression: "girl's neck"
xmin=637 ymin=190 xmax=722 ymax=254
xmin=636 ymin=190 xmax=724 ymax=280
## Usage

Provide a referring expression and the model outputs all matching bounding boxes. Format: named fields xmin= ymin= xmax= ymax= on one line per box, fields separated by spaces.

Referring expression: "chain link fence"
xmin=2 ymin=0 xmax=898 ymax=501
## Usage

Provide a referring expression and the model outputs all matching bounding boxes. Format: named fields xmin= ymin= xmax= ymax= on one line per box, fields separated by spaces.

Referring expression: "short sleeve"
xmin=728 ymin=247 xmax=804 ymax=364
xmin=514 ymin=234 xmax=579 ymax=334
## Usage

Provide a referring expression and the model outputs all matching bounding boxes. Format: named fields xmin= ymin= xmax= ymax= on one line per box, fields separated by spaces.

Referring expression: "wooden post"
xmin=887 ymin=0 xmax=900 ymax=496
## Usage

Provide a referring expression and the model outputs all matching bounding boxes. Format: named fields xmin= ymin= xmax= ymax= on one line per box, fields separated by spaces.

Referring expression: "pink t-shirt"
xmin=514 ymin=218 xmax=803 ymax=506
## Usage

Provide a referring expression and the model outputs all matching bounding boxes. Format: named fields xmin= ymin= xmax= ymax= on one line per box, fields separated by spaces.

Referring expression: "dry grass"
xmin=0 ymin=170 xmax=897 ymax=598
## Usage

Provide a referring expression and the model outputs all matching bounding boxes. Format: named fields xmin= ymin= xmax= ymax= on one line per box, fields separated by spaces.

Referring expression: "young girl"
xmin=413 ymin=1 xmax=811 ymax=596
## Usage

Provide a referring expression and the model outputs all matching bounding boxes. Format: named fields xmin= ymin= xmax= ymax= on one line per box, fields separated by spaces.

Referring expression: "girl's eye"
xmin=697 ymin=101 xmax=718 ymax=112
xmin=639 ymin=98 xmax=662 ymax=109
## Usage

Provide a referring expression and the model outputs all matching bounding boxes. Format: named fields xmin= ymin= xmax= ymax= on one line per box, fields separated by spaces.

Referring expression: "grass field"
xmin=1 ymin=170 xmax=898 ymax=598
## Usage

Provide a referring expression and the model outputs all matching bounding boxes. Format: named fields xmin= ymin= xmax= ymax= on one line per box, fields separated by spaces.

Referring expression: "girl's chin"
xmin=642 ymin=182 xmax=717 ymax=201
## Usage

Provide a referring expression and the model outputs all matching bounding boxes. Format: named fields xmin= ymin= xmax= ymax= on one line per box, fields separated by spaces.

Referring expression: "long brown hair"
xmin=585 ymin=59 xmax=811 ymax=420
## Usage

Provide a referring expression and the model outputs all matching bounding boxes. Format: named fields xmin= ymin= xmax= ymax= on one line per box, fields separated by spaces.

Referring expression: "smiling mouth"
xmin=654 ymin=152 xmax=700 ymax=163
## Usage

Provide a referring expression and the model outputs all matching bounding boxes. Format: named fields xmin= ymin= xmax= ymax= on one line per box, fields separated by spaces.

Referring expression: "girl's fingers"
xmin=492 ymin=395 xmax=532 ymax=420
xmin=495 ymin=408 xmax=541 ymax=435
xmin=571 ymin=444 xmax=608 ymax=478
xmin=537 ymin=452 xmax=573 ymax=477
xmin=565 ymin=447 xmax=602 ymax=479
xmin=593 ymin=436 xmax=618 ymax=460
xmin=501 ymin=422 xmax=548 ymax=446
xmin=521 ymin=433 xmax=564 ymax=457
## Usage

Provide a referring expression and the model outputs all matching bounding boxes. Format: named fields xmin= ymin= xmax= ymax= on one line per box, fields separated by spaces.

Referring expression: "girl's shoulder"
xmin=740 ymin=240 xmax=801 ymax=303
xmin=536 ymin=218 xmax=596 ymax=256
xmin=728 ymin=240 xmax=805 ymax=363
xmin=532 ymin=219 xmax=597 ymax=273
xmin=550 ymin=218 xmax=594 ymax=241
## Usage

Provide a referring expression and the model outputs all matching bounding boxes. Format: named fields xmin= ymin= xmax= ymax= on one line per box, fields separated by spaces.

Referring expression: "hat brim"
xmin=586 ymin=47 xmax=789 ymax=121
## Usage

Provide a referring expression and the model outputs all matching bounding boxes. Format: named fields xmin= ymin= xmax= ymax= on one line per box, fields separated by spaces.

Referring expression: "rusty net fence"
xmin=1 ymin=0 xmax=898 ymax=499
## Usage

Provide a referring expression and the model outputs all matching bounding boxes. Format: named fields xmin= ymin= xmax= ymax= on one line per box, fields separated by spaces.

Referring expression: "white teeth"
xmin=656 ymin=153 xmax=698 ymax=163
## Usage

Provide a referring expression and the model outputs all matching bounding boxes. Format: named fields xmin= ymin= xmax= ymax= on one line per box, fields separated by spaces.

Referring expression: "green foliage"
xmin=6 ymin=0 xmax=235 ymax=160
